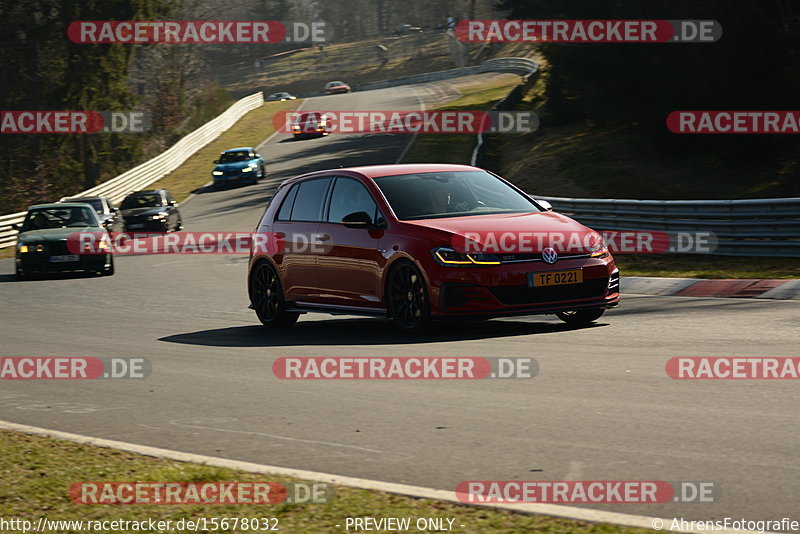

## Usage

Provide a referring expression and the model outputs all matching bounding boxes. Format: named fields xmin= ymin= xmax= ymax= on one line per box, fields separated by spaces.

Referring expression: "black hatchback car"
xmin=119 ymin=189 xmax=182 ymax=232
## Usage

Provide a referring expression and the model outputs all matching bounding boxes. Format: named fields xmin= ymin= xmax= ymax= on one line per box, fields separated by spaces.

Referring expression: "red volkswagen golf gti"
xmin=248 ymin=164 xmax=620 ymax=331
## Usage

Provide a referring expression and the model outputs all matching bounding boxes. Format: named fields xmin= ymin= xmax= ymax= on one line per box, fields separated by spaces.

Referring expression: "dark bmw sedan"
xmin=247 ymin=164 xmax=620 ymax=331
xmin=119 ymin=189 xmax=182 ymax=232
xmin=13 ymin=203 xmax=114 ymax=279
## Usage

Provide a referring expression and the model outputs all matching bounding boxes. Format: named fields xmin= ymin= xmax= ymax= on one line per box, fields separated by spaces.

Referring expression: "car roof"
xmin=282 ymin=164 xmax=482 ymax=186
xmin=28 ymin=202 xmax=95 ymax=210
xmin=222 ymin=147 xmax=253 ymax=153
xmin=61 ymin=196 xmax=105 ymax=201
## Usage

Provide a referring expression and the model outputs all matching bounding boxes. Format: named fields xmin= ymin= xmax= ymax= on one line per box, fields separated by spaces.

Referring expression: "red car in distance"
xmin=323 ymin=80 xmax=351 ymax=95
xmin=290 ymin=112 xmax=330 ymax=139
xmin=248 ymin=164 xmax=620 ymax=331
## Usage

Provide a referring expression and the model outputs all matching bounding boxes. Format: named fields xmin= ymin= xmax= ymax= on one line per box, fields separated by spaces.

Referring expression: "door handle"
xmin=313 ymin=233 xmax=330 ymax=242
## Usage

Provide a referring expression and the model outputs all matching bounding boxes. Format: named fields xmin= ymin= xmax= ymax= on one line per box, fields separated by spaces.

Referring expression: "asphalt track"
xmin=1 ymin=75 xmax=799 ymax=527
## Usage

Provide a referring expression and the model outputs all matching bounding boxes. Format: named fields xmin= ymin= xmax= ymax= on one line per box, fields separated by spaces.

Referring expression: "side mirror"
xmin=535 ymin=199 xmax=553 ymax=211
xmin=213 ymin=159 xmax=220 ymax=164
xmin=342 ymin=211 xmax=373 ymax=229
xmin=11 ymin=223 xmax=20 ymax=231
xmin=168 ymin=201 xmax=177 ymax=207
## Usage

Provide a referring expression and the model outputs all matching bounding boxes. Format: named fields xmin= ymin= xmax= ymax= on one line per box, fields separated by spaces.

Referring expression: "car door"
xmin=272 ymin=177 xmax=332 ymax=303
xmin=315 ymin=177 xmax=385 ymax=309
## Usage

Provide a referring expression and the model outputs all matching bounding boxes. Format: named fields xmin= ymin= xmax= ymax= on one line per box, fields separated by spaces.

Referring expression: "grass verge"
xmin=146 ymin=99 xmax=301 ymax=203
xmin=614 ymin=254 xmax=800 ymax=279
xmin=485 ymin=67 xmax=800 ymax=200
xmin=0 ymin=429 xmax=656 ymax=534
xmin=401 ymin=74 xmax=524 ymax=164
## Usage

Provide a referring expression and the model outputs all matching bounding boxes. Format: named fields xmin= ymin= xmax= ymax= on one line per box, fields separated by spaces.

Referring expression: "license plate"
xmin=49 ymin=255 xmax=79 ymax=263
xmin=528 ymin=269 xmax=583 ymax=287
xmin=127 ymin=223 xmax=144 ymax=229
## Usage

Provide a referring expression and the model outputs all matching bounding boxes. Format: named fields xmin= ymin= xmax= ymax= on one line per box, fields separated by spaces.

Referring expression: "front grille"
xmin=48 ymin=240 xmax=69 ymax=255
xmin=496 ymin=253 xmax=591 ymax=264
xmin=489 ymin=278 xmax=608 ymax=305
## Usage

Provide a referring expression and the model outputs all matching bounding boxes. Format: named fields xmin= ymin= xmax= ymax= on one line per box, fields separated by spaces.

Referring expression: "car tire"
xmin=386 ymin=261 xmax=431 ymax=332
xmin=15 ymin=268 xmax=26 ymax=280
xmin=175 ymin=218 xmax=183 ymax=231
xmin=250 ymin=261 xmax=299 ymax=328
xmin=102 ymin=257 xmax=115 ymax=276
xmin=556 ymin=308 xmax=605 ymax=326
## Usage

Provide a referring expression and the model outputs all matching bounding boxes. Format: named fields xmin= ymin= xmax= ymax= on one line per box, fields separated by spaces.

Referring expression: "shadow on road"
xmin=159 ymin=317 xmax=604 ymax=347
xmin=0 ymin=272 xmax=102 ymax=283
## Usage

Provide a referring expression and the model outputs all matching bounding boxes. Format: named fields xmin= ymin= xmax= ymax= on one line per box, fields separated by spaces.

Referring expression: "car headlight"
xmin=242 ymin=166 xmax=254 ymax=172
xmin=212 ymin=171 xmax=223 ymax=175
xmin=150 ymin=213 xmax=168 ymax=220
xmin=432 ymin=247 xmax=501 ymax=266
xmin=587 ymin=232 xmax=609 ymax=257
xmin=18 ymin=243 xmax=29 ymax=253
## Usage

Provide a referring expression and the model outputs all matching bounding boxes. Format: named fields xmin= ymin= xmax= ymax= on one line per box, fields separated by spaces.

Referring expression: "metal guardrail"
xmin=536 ymin=195 xmax=800 ymax=257
xmin=354 ymin=56 xmax=538 ymax=93
xmin=0 ymin=92 xmax=264 ymax=249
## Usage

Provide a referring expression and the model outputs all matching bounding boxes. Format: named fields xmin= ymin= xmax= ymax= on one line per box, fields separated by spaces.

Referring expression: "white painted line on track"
xmin=395 ymin=90 xmax=425 ymax=164
xmin=0 ymin=420 xmax=771 ymax=534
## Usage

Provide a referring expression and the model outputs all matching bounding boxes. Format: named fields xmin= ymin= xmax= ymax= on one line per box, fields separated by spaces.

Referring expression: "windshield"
xmin=373 ymin=171 xmax=540 ymax=220
xmin=218 ymin=151 xmax=252 ymax=163
xmin=326 ymin=81 xmax=344 ymax=87
xmin=22 ymin=207 xmax=99 ymax=231
xmin=66 ymin=198 xmax=103 ymax=213
xmin=120 ymin=193 xmax=163 ymax=209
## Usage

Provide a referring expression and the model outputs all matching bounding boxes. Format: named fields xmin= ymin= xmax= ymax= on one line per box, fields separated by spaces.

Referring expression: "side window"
xmin=327 ymin=178 xmax=378 ymax=223
xmin=276 ymin=184 xmax=298 ymax=221
xmin=290 ymin=178 xmax=332 ymax=222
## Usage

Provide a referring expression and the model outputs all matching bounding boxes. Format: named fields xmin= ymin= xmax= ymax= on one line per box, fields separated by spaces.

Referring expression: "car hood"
xmin=18 ymin=227 xmax=101 ymax=242
xmin=214 ymin=161 xmax=254 ymax=172
xmin=120 ymin=207 xmax=166 ymax=217
xmin=403 ymin=211 xmax=600 ymax=254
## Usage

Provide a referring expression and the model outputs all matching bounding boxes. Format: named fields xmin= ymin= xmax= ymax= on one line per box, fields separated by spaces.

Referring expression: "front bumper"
xmin=426 ymin=256 xmax=620 ymax=318
xmin=213 ymin=172 xmax=257 ymax=185
xmin=123 ymin=218 xmax=168 ymax=232
xmin=16 ymin=253 xmax=112 ymax=274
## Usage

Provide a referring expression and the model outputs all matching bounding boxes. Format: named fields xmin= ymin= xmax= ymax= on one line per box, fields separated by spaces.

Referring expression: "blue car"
xmin=211 ymin=147 xmax=266 ymax=187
